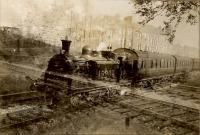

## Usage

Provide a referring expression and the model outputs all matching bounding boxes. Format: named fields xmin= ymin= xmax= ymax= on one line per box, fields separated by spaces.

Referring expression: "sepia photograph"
xmin=0 ymin=0 xmax=199 ymax=134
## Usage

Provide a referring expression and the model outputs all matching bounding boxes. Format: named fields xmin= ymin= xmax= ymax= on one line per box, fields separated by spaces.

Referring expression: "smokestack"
xmin=61 ymin=39 xmax=71 ymax=55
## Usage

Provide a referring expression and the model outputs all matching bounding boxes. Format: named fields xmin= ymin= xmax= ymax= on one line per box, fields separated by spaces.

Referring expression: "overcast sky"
xmin=0 ymin=0 xmax=199 ymax=48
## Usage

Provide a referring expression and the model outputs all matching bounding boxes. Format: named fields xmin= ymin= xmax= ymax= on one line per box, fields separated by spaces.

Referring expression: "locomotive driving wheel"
xmin=70 ymin=95 xmax=81 ymax=106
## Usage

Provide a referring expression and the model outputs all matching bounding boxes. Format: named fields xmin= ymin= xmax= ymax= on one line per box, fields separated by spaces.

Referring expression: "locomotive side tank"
xmin=79 ymin=45 xmax=118 ymax=80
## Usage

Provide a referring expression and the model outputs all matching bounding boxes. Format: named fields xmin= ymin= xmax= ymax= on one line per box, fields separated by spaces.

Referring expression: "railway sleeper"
xmin=118 ymin=101 xmax=199 ymax=132
xmin=144 ymin=110 xmax=199 ymax=132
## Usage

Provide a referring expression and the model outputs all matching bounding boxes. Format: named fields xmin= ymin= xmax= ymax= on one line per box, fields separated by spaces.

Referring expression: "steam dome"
xmin=82 ymin=45 xmax=92 ymax=55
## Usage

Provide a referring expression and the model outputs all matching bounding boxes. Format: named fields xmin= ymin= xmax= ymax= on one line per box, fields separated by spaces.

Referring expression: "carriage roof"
xmin=113 ymin=48 xmax=174 ymax=61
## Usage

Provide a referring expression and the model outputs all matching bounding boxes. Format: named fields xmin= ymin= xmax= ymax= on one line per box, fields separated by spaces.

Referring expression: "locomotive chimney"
xmin=61 ymin=39 xmax=71 ymax=55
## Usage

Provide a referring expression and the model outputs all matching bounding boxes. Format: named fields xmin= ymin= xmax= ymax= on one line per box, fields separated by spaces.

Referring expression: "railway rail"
xmin=0 ymin=91 xmax=43 ymax=106
xmin=0 ymin=105 xmax=53 ymax=131
xmin=151 ymin=83 xmax=200 ymax=104
xmin=98 ymin=94 xmax=200 ymax=135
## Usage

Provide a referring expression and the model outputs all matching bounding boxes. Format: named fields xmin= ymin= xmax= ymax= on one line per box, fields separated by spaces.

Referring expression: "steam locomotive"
xmin=44 ymin=39 xmax=200 ymax=84
xmin=44 ymin=40 xmax=118 ymax=82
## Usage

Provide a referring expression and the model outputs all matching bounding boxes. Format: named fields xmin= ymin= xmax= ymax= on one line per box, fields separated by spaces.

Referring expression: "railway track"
xmin=97 ymin=94 xmax=200 ymax=135
xmin=0 ymin=87 xmax=199 ymax=134
xmin=1 ymin=61 xmax=199 ymax=134
xmin=151 ymin=83 xmax=200 ymax=104
xmin=0 ymin=91 xmax=43 ymax=106
xmin=0 ymin=91 xmax=53 ymax=131
xmin=0 ymin=78 xmax=117 ymax=131
xmin=0 ymin=105 xmax=53 ymax=131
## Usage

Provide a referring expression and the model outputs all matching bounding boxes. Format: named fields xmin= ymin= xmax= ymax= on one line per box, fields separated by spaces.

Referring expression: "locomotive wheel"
xmin=70 ymin=93 xmax=90 ymax=106
xmin=105 ymin=88 xmax=119 ymax=98
xmin=29 ymin=83 xmax=37 ymax=91
xmin=70 ymin=95 xmax=81 ymax=106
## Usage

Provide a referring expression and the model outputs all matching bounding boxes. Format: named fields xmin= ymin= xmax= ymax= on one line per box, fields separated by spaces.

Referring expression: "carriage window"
xmin=164 ymin=59 xmax=166 ymax=68
xmin=166 ymin=60 xmax=168 ymax=68
xmin=151 ymin=60 xmax=153 ymax=68
xmin=155 ymin=60 xmax=157 ymax=68
xmin=163 ymin=59 xmax=165 ymax=68
xmin=160 ymin=60 xmax=162 ymax=68
xmin=141 ymin=61 xmax=143 ymax=69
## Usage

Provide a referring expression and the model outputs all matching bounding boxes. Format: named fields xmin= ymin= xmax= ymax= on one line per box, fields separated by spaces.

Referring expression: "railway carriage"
xmin=113 ymin=48 xmax=176 ymax=81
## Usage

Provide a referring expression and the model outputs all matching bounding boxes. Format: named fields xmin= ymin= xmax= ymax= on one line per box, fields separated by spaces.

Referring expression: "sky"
xmin=0 ymin=0 xmax=199 ymax=49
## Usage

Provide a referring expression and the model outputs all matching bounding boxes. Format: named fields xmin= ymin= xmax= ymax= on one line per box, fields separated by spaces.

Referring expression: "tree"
xmin=130 ymin=0 xmax=200 ymax=43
